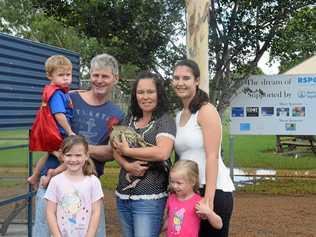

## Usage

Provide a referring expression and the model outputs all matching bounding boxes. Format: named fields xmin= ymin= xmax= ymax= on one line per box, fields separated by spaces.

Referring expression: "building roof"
xmin=284 ymin=55 xmax=316 ymax=75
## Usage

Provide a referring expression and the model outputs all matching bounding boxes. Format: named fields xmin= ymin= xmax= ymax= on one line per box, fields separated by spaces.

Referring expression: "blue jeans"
xmin=97 ymin=202 xmax=106 ymax=237
xmin=33 ymin=187 xmax=50 ymax=237
xmin=33 ymin=179 xmax=106 ymax=237
xmin=40 ymin=154 xmax=60 ymax=176
xmin=116 ymin=197 xmax=166 ymax=237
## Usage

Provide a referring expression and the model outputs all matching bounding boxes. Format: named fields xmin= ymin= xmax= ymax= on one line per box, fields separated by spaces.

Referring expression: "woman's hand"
xmin=126 ymin=161 xmax=149 ymax=177
xmin=112 ymin=134 xmax=130 ymax=156
xmin=201 ymin=196 xmax=213 ymax=211
xmin=195 ymin=201 xmax=210 ymax=219
xmin=196 ymin=197 xmax=213 ymax=219
xmin=196 ymin=199 xmax=223 ymax=230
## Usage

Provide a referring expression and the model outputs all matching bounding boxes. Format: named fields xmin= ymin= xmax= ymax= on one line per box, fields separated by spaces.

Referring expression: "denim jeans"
xmin=33 ymin=187 xmax=50 ymax=237
xmin=116 ymin=197 xmax=166 ymax=237
xmin=97 ymin=202 xmax=106 ymax=237
xmin=33 ymin=179 xmax=106 ymax=237
xmin=40 ymin=154 xmax=60 ymax=176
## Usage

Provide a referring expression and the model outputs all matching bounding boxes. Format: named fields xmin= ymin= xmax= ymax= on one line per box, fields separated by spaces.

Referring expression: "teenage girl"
xmin=172 ymin=59 xmax=235 ymax=237
xmin=162 ymin=160 xmax=222 ymax=237
xmin=45 ymin=135 xmax=103 ymax=237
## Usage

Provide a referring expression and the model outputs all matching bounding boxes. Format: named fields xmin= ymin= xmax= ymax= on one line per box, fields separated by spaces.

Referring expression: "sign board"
xmin=229 ymin=74 xmax=316 ymax=135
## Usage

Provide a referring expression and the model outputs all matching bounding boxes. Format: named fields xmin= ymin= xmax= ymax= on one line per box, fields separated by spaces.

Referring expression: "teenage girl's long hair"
xmin=61 ymin=135 xmax=97 ymax=176
xmin=173 ymin=59 xmax=209 ymax=113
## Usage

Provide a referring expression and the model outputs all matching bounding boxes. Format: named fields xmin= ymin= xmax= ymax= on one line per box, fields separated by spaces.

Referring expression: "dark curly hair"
xmin=173 ymin=59 xmax=209 ymax=113
xmin=129 ymin=71 xmax=169 ymax=119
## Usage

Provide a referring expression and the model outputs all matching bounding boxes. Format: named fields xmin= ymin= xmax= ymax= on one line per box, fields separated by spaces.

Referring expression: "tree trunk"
xmin=186 ymin=0 xmax=210 ymax=95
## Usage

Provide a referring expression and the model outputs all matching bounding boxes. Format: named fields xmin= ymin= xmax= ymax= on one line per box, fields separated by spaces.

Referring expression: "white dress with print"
xmin=45 ymin=173 xmax=103 ymax=237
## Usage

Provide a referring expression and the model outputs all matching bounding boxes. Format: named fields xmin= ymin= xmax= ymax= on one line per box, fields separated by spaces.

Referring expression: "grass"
xmin=1 ymin=129 xmax=316 ymax=195
xmin=237 ymin=178 xmax=316 ymax=195
xmin=1 ymin=128 xmax=316 ymax=169
xmin=100 ymin=167 xmax=120 ymax=190
xmin=100 ymin=167 xmax=316 ymax=195
xmin=0 ymin=129 xmax=46 ymax=166
xmin=0 ymin=178 xmax=26 ymax=188
xmin=221 ymin=126 xmax=316 ymax=170
xmin=0 ymin=129 xmax=28 ymax=139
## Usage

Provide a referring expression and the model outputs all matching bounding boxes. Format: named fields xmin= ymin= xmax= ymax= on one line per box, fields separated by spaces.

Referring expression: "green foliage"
xmin=1 ymin=0 xmax=185 ymax=96
xmin=30 ymin=0 xmax=186 ymax=72
xmin=0 ymin=0 xmax=106 ymax=77
xmin=1 ymin=0 xmax=315 ymax=113
xmin=118 ymin=63 xmax=140 ymax=95
xmin=270 ymin=7 xmax=316 ymax=73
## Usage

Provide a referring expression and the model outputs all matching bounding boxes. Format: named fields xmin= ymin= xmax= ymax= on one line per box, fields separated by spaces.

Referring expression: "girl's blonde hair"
xmin=170 ymin=160 xmax=200 ymax=193
xmin=61 ymin=135 xmax=97 ymax=176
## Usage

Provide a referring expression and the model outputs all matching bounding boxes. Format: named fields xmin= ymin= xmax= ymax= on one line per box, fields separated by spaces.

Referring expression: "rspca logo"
xmin=297 ymin=91 xmax=306 ymax=98
xmin=297 ymin=76 xmax=316 ymax=85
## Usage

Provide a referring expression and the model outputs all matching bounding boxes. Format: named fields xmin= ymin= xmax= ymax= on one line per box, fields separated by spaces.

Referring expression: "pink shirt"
xmin=44 ymin=173 xmax=103 ymax=237
xmin=166 ymin=193 xmax=202 ymax=237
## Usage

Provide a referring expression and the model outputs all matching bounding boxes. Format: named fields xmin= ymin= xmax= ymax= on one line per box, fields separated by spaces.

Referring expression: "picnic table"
xmin=276 ymin=135 xmax=316 ymax=155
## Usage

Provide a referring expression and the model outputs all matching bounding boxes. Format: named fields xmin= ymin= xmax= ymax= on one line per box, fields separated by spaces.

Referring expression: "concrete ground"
xmin=2 ymin=224 xmax=28 ymax=237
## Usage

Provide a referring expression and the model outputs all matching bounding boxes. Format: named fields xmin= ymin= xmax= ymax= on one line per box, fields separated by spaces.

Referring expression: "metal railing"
xmin=0 ymin=136 xmax=34 ymax=237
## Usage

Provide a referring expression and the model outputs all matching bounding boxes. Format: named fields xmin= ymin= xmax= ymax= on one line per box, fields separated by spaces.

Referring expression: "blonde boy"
xmin=28 ymin=55 xmax=75 ymax=187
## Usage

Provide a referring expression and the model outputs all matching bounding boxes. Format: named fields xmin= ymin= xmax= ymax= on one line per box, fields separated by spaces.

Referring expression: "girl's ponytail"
xmin=83 ymin=157 xmax=97 ymax=176
xmin=61 ymin=135 xmax=97 ymax=176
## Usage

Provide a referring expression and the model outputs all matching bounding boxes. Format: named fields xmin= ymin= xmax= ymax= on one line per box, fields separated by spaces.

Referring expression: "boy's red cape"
xmin=29 ymin=85 xmax=66 ymax=152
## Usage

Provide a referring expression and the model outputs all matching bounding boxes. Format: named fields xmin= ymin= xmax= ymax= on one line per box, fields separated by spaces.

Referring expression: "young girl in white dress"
xmin=45 ymin=135 xmax=103 ymax=237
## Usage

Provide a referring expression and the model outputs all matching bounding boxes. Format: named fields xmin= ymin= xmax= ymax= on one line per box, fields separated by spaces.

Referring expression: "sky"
xmin=258 ymin=51 xmax=280 ymax=75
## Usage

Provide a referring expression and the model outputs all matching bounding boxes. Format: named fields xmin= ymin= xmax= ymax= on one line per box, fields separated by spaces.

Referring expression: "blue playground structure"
xmin=0 ymin=32 xmax=79 ymax=236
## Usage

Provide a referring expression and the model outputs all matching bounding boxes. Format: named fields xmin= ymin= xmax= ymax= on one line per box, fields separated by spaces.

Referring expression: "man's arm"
xmin=88 ymin=144 xmax=113 ymax=162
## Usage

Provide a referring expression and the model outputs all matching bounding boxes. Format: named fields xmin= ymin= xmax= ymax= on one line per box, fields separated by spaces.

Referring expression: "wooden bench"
xmin=276 ymin=135 xmax=316 ymax=155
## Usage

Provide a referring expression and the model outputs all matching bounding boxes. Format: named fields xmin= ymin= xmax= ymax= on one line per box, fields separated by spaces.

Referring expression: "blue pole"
xmin=27 ymin=130 xmax=32 ymax=237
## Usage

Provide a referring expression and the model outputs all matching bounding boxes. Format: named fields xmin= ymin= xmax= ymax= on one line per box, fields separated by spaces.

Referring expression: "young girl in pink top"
xmin=45 ymin=135 xmax=103 ymax=237
xmin=162 ymin=160 xmax=222 ymax=237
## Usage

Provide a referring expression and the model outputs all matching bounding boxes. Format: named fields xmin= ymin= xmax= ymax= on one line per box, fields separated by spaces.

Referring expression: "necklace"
xmin=129 ymin=117 xmax=155 ymax=140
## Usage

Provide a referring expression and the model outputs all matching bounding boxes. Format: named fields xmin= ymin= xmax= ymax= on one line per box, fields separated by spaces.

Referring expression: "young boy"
xmin=28 ymin=55 xmax=75 ymax=187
